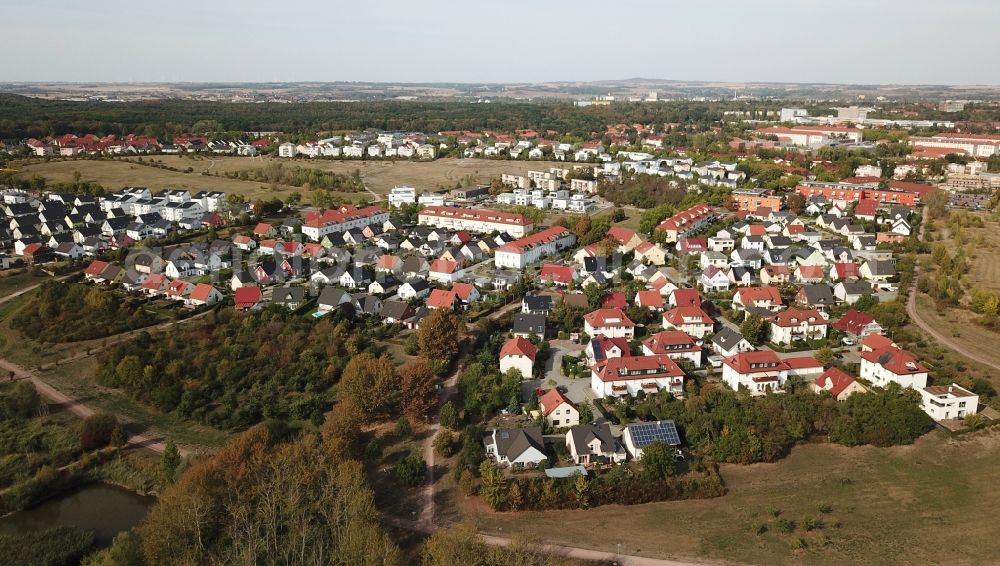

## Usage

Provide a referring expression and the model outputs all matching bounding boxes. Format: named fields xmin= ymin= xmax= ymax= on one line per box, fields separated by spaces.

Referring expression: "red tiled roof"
xmin=539 ymin=388 xmax=574 ymax=416
xmin=497 ymin=226 xmax=572 ymax=254
xmin=724 ymin=350 xmax=787 ymax=373
xmin=451 ymin=282 xmax=476 ymax=301
xmin=601 ymin=292 xmax=628 ymax=309
xmin=429 ymin=259 xmax=459 ymax=274
xmin=85 ymin=260 xmax=110 ymax=276
xmin=643 ymin=330 xmax=698 ymax=354
xmin=735 ymin=286 xmax=783 ymax=305
xmin=607 ymin=226 xmax=638 ymax=245
xmin=584 ymin=308 xmax=635 ymax=329
xmin=591 ymin=354 xmax=683 ymax=383
xmin=500 ymin=336 xmax=537 ymax=360
xmin=772 ymin=308 xmax=825 ymax=328
xmin=832 ymin=309 xmax=876 ymax=335
xmin=814 ymin=367 xmax=858 ymax=397
xmin=188 ymin=283 xmax=218 ymax=302
xmin=861 ymin=346 xmax=927 ymax=375
xmin=419 ymin=205 xmax=531 ymax=227
xmin=234 ymin=286 xmax=262 ymax=307
xmin=671 ymin=288 xmax=702 ymax=307
xmin=426 ymin=289 xmax=458 ymax=309
xmin=636 ymin=290 xmax=665 ymax=308
xmin=861 ymin=333 xmax=895 ymax=351
xmin=540 ymin=264 xmax=574 ymax=284
xmin=663 ymin=306 xmax=713 ymax=327
xmin=253 ymin=222 xmax=273 ymax=235
xmin=656 ymin=203 xmax=712 ymax=232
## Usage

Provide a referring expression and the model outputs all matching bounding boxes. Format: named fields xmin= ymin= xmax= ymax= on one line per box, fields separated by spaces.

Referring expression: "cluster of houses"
xmin=482 ymin=181 xmax=977 ymax=470
xmin=278 ymin=131 xmax=438 ymax=160
xmin=1 ymin=186 xmax=228 ymax=266
xmin=24 ymin=134 xmax=265 ymax=156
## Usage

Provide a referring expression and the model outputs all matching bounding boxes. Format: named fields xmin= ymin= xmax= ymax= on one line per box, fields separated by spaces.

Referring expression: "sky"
xmin=4 ymin=0 xmax=998 ymax=85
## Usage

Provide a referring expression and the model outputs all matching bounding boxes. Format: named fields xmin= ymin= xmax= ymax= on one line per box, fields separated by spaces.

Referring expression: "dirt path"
xmin=905 ymin=222 xmax=1000 ymax=372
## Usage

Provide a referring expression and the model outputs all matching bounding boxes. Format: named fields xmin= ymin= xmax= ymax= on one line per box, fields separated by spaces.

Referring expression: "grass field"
xmin=461 ymin=429 xmax=1000 ymax=565
xmin=913 ymin=211 xmax=1000 ymax=369
xmin=18 ymin=156 xmax=572 ymax=204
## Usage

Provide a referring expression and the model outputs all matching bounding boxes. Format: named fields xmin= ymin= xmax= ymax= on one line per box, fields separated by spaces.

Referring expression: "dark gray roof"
xmin=492 ymin=427 xmax=544 ymax=461
xmin=513 ymin=313 xmax=546 ymax=335
xmin=568 ymin=423 xmax=615 ymax=456
xmin=711 ymin=327 xmax=746 ymax=350
xmin=799 ymin=284 xmax=836 ymax=305
xmin=273 ymin=287 xmax=306 ymax=305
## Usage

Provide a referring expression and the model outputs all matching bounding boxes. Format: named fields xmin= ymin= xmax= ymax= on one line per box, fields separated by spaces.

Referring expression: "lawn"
xmin=459 ymin=429 xmax=1000 ymax=565
xmin=17 ymin=158 xmax=299 ymax=203
xmin=913 ymin=293 xmax=1000 ymax=371
xmin=18 ymin=156 xmax=573 ymax=203
xmin=0 ymin=270 xmax=49 ymax=298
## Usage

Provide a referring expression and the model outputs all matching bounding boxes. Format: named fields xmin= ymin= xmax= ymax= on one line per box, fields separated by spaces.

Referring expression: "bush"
xmin=0 ymin=526 xmax=95 ymax=566
xmin=80 ymin=413 xmax=118 ymax=451
xmin=395 ymin=453 xmax=427 ymax=487
xmin=433 ymin=431 xmax=456 ymax=457
xmin=394 ymin=417 xmax=412 ymax=438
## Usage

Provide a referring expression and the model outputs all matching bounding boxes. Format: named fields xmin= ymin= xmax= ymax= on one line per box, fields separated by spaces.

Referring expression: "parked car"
xmin=841 ymin=337 xmax=855 ymax=346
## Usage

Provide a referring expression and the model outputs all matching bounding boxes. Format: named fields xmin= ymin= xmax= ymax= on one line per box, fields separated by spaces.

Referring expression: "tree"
xmin=400 ymin=359 xmax=437 ymax=420
xmin=640 ymin=441 xmax=677 ymax=480
xmin=338 ymin=353 xmax=400 ymax=420
xmin=80 ymin=412 xmax=118 ymax=451
xmin=478 ymin=460 xmax=507 ymax=510
xmin=924 ymin=190 xmax=949 ymax=220
xmin=815 ymin=346 xmax=835 ymax=366
xmin=439 ymin=401 xmax=457 ymax=429
xmin=160 ymin=440 xmax=181 ymax=486
xmin=417 ymin=309 xmax=462 ymax=362
xmin=395 ymin=453 xmax=426 ymax=487
xmin=740 ymin=313 xmax=769 ymax=346
xmin=394 ymin=416 xmax=412 ymax=438
xmin=786 ymin=193 xmax=806 ymax=214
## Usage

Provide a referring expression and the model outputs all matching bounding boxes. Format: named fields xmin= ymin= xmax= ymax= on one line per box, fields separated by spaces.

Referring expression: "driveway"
xmin=522 ymin=339 xmax=590 ymax=404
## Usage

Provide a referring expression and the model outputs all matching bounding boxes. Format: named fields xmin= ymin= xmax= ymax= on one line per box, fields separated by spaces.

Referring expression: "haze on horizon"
xmin=5 ymin=0 xmax=998 ymax=86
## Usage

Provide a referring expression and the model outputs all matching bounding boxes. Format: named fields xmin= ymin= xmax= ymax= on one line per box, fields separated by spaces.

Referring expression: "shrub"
xmin=80 ymin=413 xmax=118 ymax=451
xmin=395 ymin=454 xmax=426 ymax=487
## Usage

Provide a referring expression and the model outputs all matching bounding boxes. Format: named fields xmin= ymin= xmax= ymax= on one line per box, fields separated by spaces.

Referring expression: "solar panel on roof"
xmin=629 ymin=420 xmax=680 ymax=447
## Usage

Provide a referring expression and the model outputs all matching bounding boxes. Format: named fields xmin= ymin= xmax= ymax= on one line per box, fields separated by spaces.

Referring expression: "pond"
xmin=0 ymin=483 xmax=155 ymax=547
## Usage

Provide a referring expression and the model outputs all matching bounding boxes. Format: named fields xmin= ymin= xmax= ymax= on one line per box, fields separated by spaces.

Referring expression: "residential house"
xmin=499 ymin=336 xmax=537 ymax=378
xmin=566 ymin=423 xmax=626 ymax=465
xmin=398 ymin=279 xmax=430 ymax=301
xmin=832 ymin=309 xmax=883 ymax=338
xmin=661 ymin=306 xmax=714 ymax=339
xmin=186 ymin=283 xmax=223 ymax=307
xmin=273 ymin=287 xmax=307 ymax=310
xmin=919 ymin=384 xmax=979 ymax=421
xmin=770 ymin=308 xmax=828 ymax=345
xmin=538 ymin=389 xmax=579 ymax=428
xmin=642 ymin=330 xmax=702 ymax=366
xmin=583 ymin=308 xmax=635 ymax=339
xmin=484 ymin=428 xmax=547 ymax=467
xmin=622 ymin=420 xmax=681 ymax=460
xmin=860 ymin=347 xmax=928 ymax=390
xmin=834 ymin=280 xmax=875 ymax=305
xmin=812 ymin=368 xmax=867 ymax=401
xmin=512 ymin=313 xmax=546 ymax=339
xmin=590 ymin=354 xmax=685 ymax=398
xmin=722 ymin=351 xmax=823 ymax=396
xmin=710 ymin=327 xmax=753 ymax=358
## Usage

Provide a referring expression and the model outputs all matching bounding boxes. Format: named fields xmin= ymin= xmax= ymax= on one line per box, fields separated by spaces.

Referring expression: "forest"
xmin=0 ymin=94 xmax=731 ymax=139
xmin=95 ymin=308 xmax=365 ymax=430
xmin=13 ymin=281 xmax=162 ymax=343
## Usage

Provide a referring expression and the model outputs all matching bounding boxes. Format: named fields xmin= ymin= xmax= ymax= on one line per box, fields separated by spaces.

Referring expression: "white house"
xmin=566 ymin=423 xmax=626 ymax=465
xmin=484 ymin=428 xmax=547 ymax=467
xmin=590 ymin=355 xmax=685 ymax=398
xmin=583 ymin=308 xmax=635 ymax=339
xmin=860 ymin=347 xmax=928 ymax=390
xmin=722 ymin=351 xmax=823 ymax=396
xmin=499 ymin=336 xmax=537 ymax=379
xmin=538 ymin=389 xmax=579 ymax=428
xmin=622 ymin=420 xmax=681 ymax=460
xmin=769 ymin=308 xmax=828 ymax=345
xmin=919 ymin=384 xmax=979 ymax=422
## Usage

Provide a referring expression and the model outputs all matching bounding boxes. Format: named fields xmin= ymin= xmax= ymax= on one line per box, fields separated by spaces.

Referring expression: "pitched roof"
xmin=234 ymin=286 xmax=263 ymax=306
xmin=584 ymin=308 xmax=635 ymax=329
xmin=591 ymin=354 xmax=683 ymax=383
xmin=426 ymin=288 xmax=458 ymax=309
xmin=832 ymin=309 xmax=877 ymax=335
xmin=861 ymin=347 xmax=927 ymax=375
xmin=538 ymin=388 xmax=574 ymax=416
xmin=663 ymin=305 xmax=713 ymax=326
xmin=772 ymin=308 xmax=826 ymax=328
xmin=735 ymin=286 xmax=782 ymax=305
xmin=671 ymin=288 xmax=702 ymax=307
xmin=814 ymin=368 xmax=859 ymax=397
xmin=540 ymin=263 xmax=574 ymax=284
xmin=643 ymin=330 xmax=698 ymax=354
xmin=188 ymin=283 xmax=218 ymax=302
